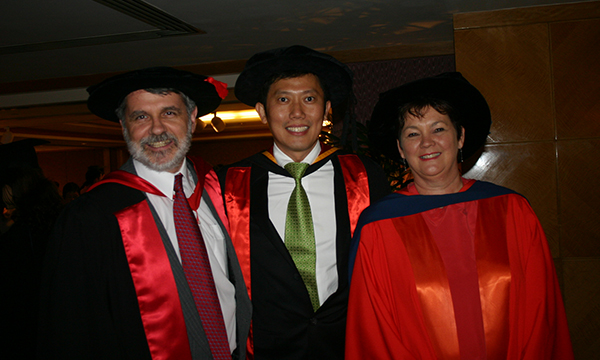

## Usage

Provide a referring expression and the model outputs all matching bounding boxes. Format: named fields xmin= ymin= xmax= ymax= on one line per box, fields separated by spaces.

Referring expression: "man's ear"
xmin=256 ymin=102 xmax=268 ymax=125
xmin=324 ymin=100 xmax=332 ymax=119
xmin=190 ymin=106 xmax=199 ymax=132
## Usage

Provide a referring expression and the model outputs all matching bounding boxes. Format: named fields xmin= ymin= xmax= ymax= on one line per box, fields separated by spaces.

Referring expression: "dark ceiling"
xmin=0 ymin=0 xmax=588 ymax=84
xmin=0 ymin=0 xmax=589 ymax=150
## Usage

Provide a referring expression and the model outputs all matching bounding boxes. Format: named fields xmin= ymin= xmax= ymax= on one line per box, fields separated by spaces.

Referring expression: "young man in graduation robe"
xmin=37 ymin=67 xmax=252 ymax=360
xmin=217 ymin=45 xmax=390 ymax=360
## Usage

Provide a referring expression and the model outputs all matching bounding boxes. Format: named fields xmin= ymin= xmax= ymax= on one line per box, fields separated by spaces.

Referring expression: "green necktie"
xmin=284 ymin=162 xmax=320 ymax=311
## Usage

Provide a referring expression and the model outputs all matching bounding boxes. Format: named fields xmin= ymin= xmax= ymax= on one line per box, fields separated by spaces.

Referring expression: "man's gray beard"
xmin=122 ymin=121 xmax=193 ymax=172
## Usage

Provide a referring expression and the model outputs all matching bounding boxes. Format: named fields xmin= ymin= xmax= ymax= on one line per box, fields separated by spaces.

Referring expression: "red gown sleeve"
xmin=506 ymin=195 xmax=574 ymax=359
xmin=345 ymin=220 xmax=437 ymax=360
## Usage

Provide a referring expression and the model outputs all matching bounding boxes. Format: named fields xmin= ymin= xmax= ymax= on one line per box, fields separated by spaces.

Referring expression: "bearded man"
xmin=37 ymin=67 xmax=251 ymax=360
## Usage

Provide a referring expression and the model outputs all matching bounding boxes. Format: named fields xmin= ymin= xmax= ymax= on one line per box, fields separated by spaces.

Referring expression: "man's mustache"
xmin=139 ymin=132 xmax=179 ymax=147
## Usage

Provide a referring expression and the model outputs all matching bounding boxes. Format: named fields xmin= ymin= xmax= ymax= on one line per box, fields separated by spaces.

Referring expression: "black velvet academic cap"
xmin=368 ymin=72 xmax=491 ymax=161
xmin=87 ymin=67 xmax=224 ymax=122
xmin=0 ymin=138 xmax=48 ymax=172
xmin=234 ymin=45 xmax=353 ymax=107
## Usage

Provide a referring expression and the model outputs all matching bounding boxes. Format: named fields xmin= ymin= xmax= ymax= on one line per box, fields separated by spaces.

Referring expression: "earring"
xmin=400 ymin=157 xmax=408 ymax=168
xmin=458 ymin=148 xmax=463 ymax=163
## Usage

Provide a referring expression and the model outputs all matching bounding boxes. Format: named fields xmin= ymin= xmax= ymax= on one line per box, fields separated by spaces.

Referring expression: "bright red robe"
xmin=346 ymin=180 xmax=573 ymax=360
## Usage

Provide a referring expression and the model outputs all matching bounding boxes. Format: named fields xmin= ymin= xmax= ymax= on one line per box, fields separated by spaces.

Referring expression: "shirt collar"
xmin=273 ymin=141 xmax=321 ymax=168
xmin=132 ymin=158 xmax=192 ymax=199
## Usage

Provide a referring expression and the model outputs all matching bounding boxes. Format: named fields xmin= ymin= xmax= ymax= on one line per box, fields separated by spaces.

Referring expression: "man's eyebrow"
xmin=128 ymin=110 xmax=147 ymax=118
xmin=274 ymin=88 xmax=320 ymax=95
xmin=128 ymin=106 xmax=182 ymax=118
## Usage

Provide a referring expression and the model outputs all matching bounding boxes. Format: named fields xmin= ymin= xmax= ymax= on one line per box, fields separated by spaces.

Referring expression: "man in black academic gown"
xmin=217 ymin=46 xmax=390 ymax=359
xmin=37 ymin=67 xmax=251 ymax=360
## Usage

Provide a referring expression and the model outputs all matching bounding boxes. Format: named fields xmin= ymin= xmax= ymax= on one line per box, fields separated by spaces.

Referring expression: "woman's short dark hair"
xmin=397 ymin=97 xmax=463 ymax=142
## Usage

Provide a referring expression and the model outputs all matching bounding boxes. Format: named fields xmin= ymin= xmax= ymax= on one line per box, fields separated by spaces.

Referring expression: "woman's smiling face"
xmin=398 ymin=105 xmax=464 ymax=186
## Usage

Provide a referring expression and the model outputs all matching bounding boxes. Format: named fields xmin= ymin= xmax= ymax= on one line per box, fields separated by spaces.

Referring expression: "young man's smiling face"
xmin=120 ymin=89 xmax=197 ymax=173
xmin=256 ymin=74 xmax=331 ymax=162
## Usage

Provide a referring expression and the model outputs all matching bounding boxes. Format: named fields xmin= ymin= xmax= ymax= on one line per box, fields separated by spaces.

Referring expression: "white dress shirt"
xmin=268 ymin=143 xmax=338 ymax=304
xmin=133 ymin=159 xmax=237 ymax=352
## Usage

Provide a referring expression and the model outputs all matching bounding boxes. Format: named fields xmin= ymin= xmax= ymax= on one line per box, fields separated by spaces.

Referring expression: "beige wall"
xmin=454 ymin=2 xmax=600 ymax=358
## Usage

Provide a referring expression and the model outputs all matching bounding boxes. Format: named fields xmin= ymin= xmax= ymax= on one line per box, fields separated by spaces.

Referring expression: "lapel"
xmin=249 ymin=160 xmax=295 ymax=266
xmin=120 ymin=157 xmax=136 ymax=174
xmin=203 ymin=192 xmax=252 ymax=358
xmin=118 ymin=157 xmax=251 ymax=358
xmin=330 ymin=155 xmax=352 ymax=294
xmin=191 ymin=159 xmax=252 ymax=357
xmin=250 ymin=150 xmax=341 ymax=276
xmin=120 ymin=158 xmax=214 ymax=359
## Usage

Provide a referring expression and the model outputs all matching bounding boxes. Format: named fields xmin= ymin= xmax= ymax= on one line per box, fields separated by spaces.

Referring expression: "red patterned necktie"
xmin=173 ymin=173 xmax=230 ymax=359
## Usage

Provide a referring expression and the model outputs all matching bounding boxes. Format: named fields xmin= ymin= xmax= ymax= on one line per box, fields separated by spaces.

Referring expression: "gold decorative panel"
xmin=552 ymin=18 xmax=600 ymax=140
xmin=558 ymin=139 xmax=600 ymax=257
xmin=463 ymin=142 xmax=559 ymax=256
xmin=454 ymin=23 xmax=554 ymax=143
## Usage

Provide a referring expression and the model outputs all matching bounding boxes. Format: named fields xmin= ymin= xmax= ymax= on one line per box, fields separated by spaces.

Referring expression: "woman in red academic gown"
xmin=345 ymin=73 xmax=574 ymax=360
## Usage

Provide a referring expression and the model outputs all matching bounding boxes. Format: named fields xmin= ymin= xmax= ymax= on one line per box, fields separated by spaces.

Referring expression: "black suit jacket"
xmin=218 ymin=148 xmax=389 ymax=360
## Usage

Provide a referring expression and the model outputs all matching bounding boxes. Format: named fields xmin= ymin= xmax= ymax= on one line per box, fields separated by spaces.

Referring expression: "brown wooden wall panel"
xmin=189 ymin=137 xmax=273 ymax=168
xmin=455 ymin=2 xmax=600 ymax=357
xmin=562 ymin=259 xmax=600 ymax=359
xmin=37 ymin=149 xmax=106 ymax=193
xmin=455 ymin=24 xmax=554 ymax=143
xmin=552 ymin=18 xmax=600 ymax=139
xmin=463 ymin=142 xmax=559 ymax=256
xmin=454 ymin=1 xmax=600 ymax=29
xmin=558 ymin=139 xmax=600 ymax=257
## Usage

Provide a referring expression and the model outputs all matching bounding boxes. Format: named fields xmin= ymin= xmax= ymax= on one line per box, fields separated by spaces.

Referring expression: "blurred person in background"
xmin=0 ymin=148 xmax=63 ymax=359
xmin=61 ymin=182 xmax=80 ymax=204
xmin=78 ymin=165 xmax=104 ymax=194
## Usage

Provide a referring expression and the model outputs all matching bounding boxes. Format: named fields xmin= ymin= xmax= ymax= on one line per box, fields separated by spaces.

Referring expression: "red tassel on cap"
xmin=205 ymin=77 xmax=229 ymax=99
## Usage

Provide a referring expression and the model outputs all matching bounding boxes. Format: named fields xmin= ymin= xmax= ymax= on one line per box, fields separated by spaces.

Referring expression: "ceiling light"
xmin=211 ymin=113 xmax=226 ymax=132
xmin=196 ymin=118 xmax=207 ymax=131
xmin=199 ymin=109 xmax=260 ymax=123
